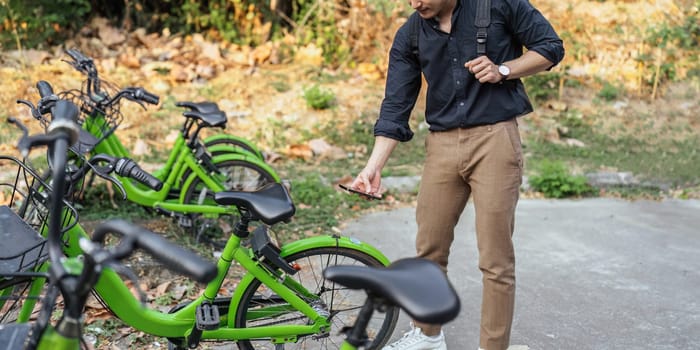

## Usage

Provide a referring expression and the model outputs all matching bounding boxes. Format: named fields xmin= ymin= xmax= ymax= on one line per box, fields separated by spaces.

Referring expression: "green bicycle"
xmin=4 ymin=97 xmax=401 ymax=349
xmin=61 ymin=48 xmax=266 ymax=163
xmin=0 ymin=108 xmax=459 ymax=350
xmin=29 ymin=74 xmax=279 ymax=242
xmin=0 ymin=101 xmax=217 ymax=350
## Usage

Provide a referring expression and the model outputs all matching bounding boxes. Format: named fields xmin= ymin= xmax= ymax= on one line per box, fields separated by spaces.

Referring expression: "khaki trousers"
xmin=413 ymin=118 xmax=523 ymax=350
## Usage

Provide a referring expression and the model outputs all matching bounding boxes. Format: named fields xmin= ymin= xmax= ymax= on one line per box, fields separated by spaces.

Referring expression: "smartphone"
xmin=338 ymin=184 xmax=382 ymax=200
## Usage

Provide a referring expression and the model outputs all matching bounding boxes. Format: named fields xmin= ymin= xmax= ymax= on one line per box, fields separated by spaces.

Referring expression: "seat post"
xmin=345 ymin=296 xmax=376 ymax=347
xmin=233 ymin=210 xmax=252 ymax=238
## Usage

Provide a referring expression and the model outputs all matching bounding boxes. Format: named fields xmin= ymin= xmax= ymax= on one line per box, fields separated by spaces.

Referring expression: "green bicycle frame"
xmin=81 ymin=116 xmax=279 ymax=216
xmin=83 ymin=110 xmax=262 ymax=161
xmin=48 ymin=221 xmax=390 ymax=343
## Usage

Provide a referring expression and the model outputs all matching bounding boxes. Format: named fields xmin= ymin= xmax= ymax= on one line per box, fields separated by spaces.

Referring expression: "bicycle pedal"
xmin=195 ymin=302 xmax=220 ymax=331
xmin=178 ymin=215 xmax=193 ymax=228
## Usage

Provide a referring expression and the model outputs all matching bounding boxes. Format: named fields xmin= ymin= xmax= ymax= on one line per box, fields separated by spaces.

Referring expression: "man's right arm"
xmin=351 ymin=18 xmax=422 ymax=194
xmin=352 ymin=136 xmax=399 ymax=194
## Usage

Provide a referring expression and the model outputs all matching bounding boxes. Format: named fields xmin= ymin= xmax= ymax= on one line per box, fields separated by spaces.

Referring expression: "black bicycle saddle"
xmin=323 ymin=257 xmax=461 ymax=324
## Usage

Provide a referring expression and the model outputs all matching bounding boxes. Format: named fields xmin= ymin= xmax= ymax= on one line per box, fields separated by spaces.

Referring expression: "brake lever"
xmin=94 ymin=166 xmax=127 ymax=200
xmin=16 ymin=99 xmax=43 ymax=120
xmin=7 ymin=117 xmax=31 ymax=157
xmin=85 ymin=156 xmax=128 ymax=200
xmin=122 ymin=89 xmax=148 ymax=110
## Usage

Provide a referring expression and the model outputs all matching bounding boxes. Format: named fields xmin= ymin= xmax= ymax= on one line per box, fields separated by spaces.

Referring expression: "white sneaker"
xmin=382 ymin=324 xmax=447 ymax=350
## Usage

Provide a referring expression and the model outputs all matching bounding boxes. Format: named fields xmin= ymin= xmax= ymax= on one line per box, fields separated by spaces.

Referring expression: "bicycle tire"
xmin=205 ymin=137 xmax=264 ymax=161
xmin=234 ymin=246 xmax=399 ymax=350
xmin=182 ymin=159 xmax=277 ymax=244
xmin=0 ymin=277 xmax=44 ymax=324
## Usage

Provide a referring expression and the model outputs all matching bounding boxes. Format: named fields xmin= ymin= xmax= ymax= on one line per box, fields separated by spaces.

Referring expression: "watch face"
xmin=499 ymin=65 xmax=510 ymax=76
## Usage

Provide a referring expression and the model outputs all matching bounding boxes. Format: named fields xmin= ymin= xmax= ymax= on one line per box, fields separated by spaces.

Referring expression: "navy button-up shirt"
xmin=374 ymin=0 xmax=565 ymax=141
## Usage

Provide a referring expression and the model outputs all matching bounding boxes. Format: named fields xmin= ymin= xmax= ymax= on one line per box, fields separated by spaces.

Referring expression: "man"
xmin=350 ymin=0 xmax=565 ymax=349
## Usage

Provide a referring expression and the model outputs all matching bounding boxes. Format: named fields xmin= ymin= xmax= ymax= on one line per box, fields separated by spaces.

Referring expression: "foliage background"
xmin=1 ymin=0 xmax=699 ymax=196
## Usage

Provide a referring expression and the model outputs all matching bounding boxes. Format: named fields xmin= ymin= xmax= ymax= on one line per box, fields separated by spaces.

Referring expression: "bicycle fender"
xmin=204 ymin=134 xmax=263 ymax=159
xmin=211 ymin=153 xmax=281 ymax=182
xmin=207 ymin=143 xmax=260 ymax=159
xmin=278 ymin=235 xmax=391 ymax=266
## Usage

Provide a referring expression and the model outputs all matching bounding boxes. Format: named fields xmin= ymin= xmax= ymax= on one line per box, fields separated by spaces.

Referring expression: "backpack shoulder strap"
xmin=408 ymin=12 xmax=421 ymax=58
xmin=475 ymin=0 xmax=491 ymax=55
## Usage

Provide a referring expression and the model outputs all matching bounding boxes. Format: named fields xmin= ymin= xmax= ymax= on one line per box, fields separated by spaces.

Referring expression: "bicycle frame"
xmin=81 ymin=114 xmax=280 ymax=216
xmin=23 ymin=218 xmax=390 ymax=344
xmin=83 ymin=110 xmax=263 ymax=165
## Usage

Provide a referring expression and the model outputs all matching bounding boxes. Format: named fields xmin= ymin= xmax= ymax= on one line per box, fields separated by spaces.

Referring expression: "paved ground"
xmin=342 ymin=198 xmax=700 ymax=350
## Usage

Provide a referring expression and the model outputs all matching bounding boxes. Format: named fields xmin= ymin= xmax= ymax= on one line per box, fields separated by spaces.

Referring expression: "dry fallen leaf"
xmin=283 ymin=144 xmax=313 ymax=160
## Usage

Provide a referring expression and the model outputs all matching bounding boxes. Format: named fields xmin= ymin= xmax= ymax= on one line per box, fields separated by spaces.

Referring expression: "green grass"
xmin=524 ymin=121 xmax=700 ymax=188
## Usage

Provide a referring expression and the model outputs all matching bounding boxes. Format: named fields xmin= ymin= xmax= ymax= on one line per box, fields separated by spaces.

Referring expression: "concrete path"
xmin=342 ymin=198 xmax=700 ymax=350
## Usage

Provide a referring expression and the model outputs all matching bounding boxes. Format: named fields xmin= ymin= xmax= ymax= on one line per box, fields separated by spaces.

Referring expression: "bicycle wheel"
xmin=205 ymin=137 xmax=264 ymax=161
xmin=0 ymin=277 xmax=44 ymax=324
xmin=234 ymin=247 xmax=399 ymax=350
xmin=184 ymin=159 xmax=276 ymax=197
xmin=182 ymin=160 xmax=277 ymax=244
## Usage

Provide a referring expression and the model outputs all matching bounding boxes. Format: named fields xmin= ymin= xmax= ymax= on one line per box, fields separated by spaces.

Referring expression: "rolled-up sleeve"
xmin=507 ymin=0 xmax=565 ymax=68
xmin=374 ymin=25 xmax=422 ymax=142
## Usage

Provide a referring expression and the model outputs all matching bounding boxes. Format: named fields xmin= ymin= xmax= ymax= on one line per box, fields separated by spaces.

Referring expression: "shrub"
xmin=0 ymin=0 xmax=91 ymax=49
xmin=529 ymin=160 xmax=594 ymax=198
xmin=597 ymin=82 xmax=622 ymax=101
xmin=303 ymin=85 xmax=336 ymax=110
xmin=523 ymin=72 xmax=561 ymax=103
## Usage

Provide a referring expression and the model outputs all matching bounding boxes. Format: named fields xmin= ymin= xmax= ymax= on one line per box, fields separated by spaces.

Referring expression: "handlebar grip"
xmin=37 ymin=81 xmax=58 ymax=115
xmin=93 ymin=220 xmax=218 ymax=284
xmin=114 ymin=158 xmax=163 ymax=191
xmin=135 ymin=225 xmax=218 ymax=284
xmin=66 ymin=48 xmax=90 ymax=62
xmin=37 ymin=81 xmax=55 ymax=98
xmin=135 ymin=88 xmax=159 ymax=105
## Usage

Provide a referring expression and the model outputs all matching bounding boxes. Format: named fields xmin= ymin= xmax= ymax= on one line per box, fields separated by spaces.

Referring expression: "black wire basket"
xmin=0 ymin=155 xmax=79 ymax=321
xmin=57 ymin=78 xmax=124 ymax=155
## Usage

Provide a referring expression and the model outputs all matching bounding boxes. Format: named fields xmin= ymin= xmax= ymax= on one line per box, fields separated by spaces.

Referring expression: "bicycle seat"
xmin=213 ymin=183 xmax=295 ymax=225
xmin=323 ymin=258 xmax=461 ymax=324
xmin=182 ymin=110 xmax=227 ymax=128
xmin=176 ymin=101 xmax=221 ymax=114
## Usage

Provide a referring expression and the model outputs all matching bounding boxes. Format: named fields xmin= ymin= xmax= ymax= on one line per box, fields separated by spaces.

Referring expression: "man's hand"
xmin=351 ymin=166 xmax=382 ymax=196
xmin=465 ymin=56 xmax=503 ymax=84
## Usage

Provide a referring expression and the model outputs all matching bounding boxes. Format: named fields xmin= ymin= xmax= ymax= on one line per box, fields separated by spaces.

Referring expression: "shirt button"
xmin=453 ymin=58 xmax=457 ymax=62
xmin=456 ymin=81 xmax=461 ymax=85
xmin=460 ymin=102 xmax=465 ymax=106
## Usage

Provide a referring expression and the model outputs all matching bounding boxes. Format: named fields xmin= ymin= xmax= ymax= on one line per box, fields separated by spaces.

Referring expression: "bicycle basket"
xmin=0 ymin=155 xmax=79 ymax=277
xmin=57 ymin=78 xmax=124 ymax=155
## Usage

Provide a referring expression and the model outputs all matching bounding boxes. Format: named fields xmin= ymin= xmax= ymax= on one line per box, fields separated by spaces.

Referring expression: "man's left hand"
xmin=465 ymin=56 xmax=503 ymax=84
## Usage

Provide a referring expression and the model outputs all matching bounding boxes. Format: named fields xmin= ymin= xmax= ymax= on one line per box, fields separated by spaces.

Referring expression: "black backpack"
xmin=409 ymin=0 xmax=491 ymax=59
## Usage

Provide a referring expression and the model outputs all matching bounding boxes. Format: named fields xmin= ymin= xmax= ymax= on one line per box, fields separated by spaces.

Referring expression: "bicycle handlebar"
xmin=37 ymin=80 xmax=54 ymax=98
xmin=63 ymin=49 xmax=160 ymax=108
xmin=91 ymin=219 xmax=218 ymax=284
xmin=131 ymin=87 xmax=160 ymax=105
xmin=47 ymin=100 xmax=81 ymax=145
xmin=65 ymin=48 xmax=90 ymax=64
xmin=114 ymin=157 xmax=163 ymax=191
xmin=36 ymin=80 xmax=59 ymax=116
